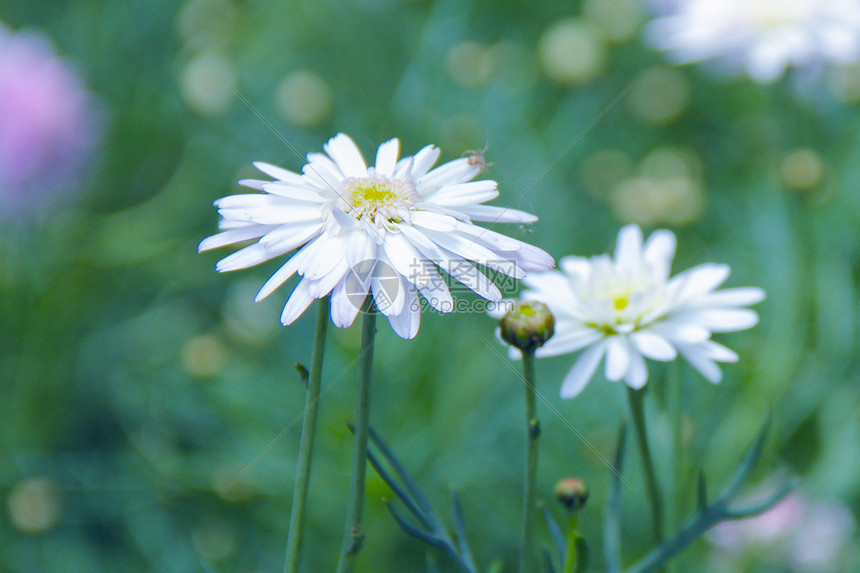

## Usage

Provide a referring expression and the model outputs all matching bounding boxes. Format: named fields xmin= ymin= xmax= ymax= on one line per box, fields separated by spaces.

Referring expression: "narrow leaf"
xmin=696 ymin=470 xmax=708 ymax=511
xmin=543 ymin=507 xmax=566 ymax=565
xmin=723 ymin=415 xmax=771 ymax=499
xmin=725 ymin=479 xmax=795 ymax=519
xmin=368 ymin=425 xmax=438 ymax=522
xmin=451 ymin=492 xmax=477 ymax=571
xmin=366 ymin=448 xmax=432 ymax=529
xmin=388 ymin=503 xmax=440 ymax=547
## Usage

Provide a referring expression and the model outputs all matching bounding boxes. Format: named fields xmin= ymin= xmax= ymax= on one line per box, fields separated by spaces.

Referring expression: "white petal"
xmin=383 ymin=231 xmax=427 ymax=285
xmin=344 ymin=234 xmax=376 ymax=271
xmin=218 ymin=202 xmax=323 ymax=225
xmin=261 ymin=182 xmax=328 ymax=202
xmin=213 ymin=193 xmax=278 ymax=209
xmin=411 ymin=210 xmax=458 ymax=232
xmin=451 ymin=222 xmax=525 ymax=251
xmin=425 ymin=181 xmax=499 ymax=206
xmin=559 ymin=256 xmax=592 ymax=279
xmin=420 ymin=228 xmax=523 ymax=278
xmin=687 ymin=308 xmax=760 ymax=332
xmin=409 ymin=145 xmax=441 ymax=180
xmin=393 ymin=156 xmax=413 ymax=179
xmin=625 ymin=350 xmax=648 ymax=389
xmin=218 ymin=219 xmax=259 ymax=230
xmin=418 ymin=157 xmax=480 ymax=190
xmin=331 ymin=207 xmax=361 ymax=231
xmin=507 ymin=243 xmax=555 ymax=272
xmin=453 ymin=204 xmax=538 ymax=223
xmin=653 ymin=322 xmax=710 ymax=345
xmin=522 ymin=270 xmax=571 ymax=296
xmin=331 ymin=277 xmax=364 ymax=328
xmin=253 ymin=161 xmax=301 ymax=182
xmin=605 ymin=336 xmax=631 ymax=382
xmin=671 ymin=264 xmax=731 ymax=300
xmin=216 ymin=243 xmax=279 ymax=272
xmin=643 ymin=229 xmax=676 ymax=279
xmin=440 ymin=256 xmax=501 ymax=301
xmin=451 ymin=223 xmax=554 ymax=271
xmin=560 ymin=341 xmax=607 ymax=399
xmin=302 ymin=154 xmax=343 ymax=192
xmin=238 ymin=179 xmax=268 ymax=190
xmin=695 ymin=340 xmax=738 ymax=363
xmin=199 ymin=225 xmax=271 ymax=252
xmin=536 ymin=329 xmax=603 ymax=357
xmin=302 ymin=235 xmax=347 ymax=280
xmin=258 ymin=222 xmax=325 ymax=252
xmin=631 ymin=331 xmax=677 ymax=361
xmin=256 ymin=252 xmax=305 ymax=301
xmin=372 ymin=258 xmax=406 ymax=316
xmin=700 ymin=287 xmax=766 ymax=307
xmin=307 ymin=258 xmax=350 ymax=298
xmin=614 ymin=224 xmax=644 ymax=269
xmin=374 ymin=138 xmax=400 ymax=177
xmin=415 ymin=265 xmax=453 ymax=313
xmin=396 ymin=223 xmax=446 ymax=260
xmin=281 ymin=279 xmax=316 ymax=325
xmin=386 ymin=286 xmax=421 ymax=339
xmin=323 ymin=133 xmax=367 ymax=178
xmin=681 ymin=348 xmax=723 ymax=383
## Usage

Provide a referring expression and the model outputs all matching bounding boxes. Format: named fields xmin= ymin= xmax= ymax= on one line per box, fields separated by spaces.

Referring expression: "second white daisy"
xmin=516 ymin=224 xmax=765 ymax=398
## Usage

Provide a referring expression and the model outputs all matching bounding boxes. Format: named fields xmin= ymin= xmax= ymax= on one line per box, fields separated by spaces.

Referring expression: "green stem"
xmin=563 ymin=514 xmax=579 ymax=573
xmin=665 ymin=364 xmax=683 ymax=573
xmin=336 ymin=299 xmax=377 ymax=573
xmin=520 ymin=350 xmax=539 ymax=573
xmin=284 ymin=296 xmax=330 ymax=573
xmin=627 ymin=386 xmax=665 ymax=544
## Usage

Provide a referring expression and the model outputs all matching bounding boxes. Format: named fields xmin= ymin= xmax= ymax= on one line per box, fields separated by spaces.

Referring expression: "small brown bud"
xmin=555 ymin=478 xmax=589 ymax=512
xmin=499 ymin=300 xmax=555 ymax=352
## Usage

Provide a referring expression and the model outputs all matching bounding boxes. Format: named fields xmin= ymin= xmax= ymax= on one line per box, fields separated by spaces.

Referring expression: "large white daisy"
xmin=199 ymin=133 xmax=553 ymax=339
xmin=645 ymin=0 xmax=860 ymax=84
xmin=512 ymin=224 xmax=764 ymax=398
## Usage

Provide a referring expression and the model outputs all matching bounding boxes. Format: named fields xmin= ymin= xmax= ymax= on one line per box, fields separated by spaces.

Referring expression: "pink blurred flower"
xmin=0 ymin=22 xmax=100 ymax=218
xmin=709 ymin=491 xmax=857 ymax=572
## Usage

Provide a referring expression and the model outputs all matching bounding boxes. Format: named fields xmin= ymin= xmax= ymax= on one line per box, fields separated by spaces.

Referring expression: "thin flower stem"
xmin=665 ymin=364 xmax=683 ymax=573
xmin=284 ymin=296 xmax=330 ymax=573
xmin=336 ymin=299 xmax=377 ymax=573
xmin=563 ymin=514 xmax=579 ymax=573
xmin=520 ymin=350 xmax=540 ymax=573
xmin=627 ymin=386 xmax=665 ymax=545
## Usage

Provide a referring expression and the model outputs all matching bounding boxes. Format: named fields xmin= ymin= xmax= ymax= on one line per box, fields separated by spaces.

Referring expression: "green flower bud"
xmin=499 ymin=300 xmax=555 ymax=352
xmin=555 ymin=478 xmax=589 ymax=512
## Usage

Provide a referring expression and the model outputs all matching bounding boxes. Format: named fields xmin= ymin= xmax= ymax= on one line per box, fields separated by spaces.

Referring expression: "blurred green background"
xmin=1 ymin=0 xmax=859 ymax=571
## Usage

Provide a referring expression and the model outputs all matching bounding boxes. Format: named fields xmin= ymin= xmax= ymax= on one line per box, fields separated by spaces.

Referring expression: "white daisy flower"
xmin=511 ymin=224 xmax=764 ymax=398
xmin=199 ymin=133 xmax=553 ymax=339
xmin=644 ymin=0 xmax=860 ymax=83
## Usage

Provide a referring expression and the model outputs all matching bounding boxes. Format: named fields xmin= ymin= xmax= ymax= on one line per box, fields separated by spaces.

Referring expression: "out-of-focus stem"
xmin=627 ymin=386 xmax=665 ymax=544
xmin=336 ymin=300 xmax=377 ymax=573
xmin=520 ymin=350 xmax=540 ymax=573
xmin=284 ymin=296 xmax=329 ymax=573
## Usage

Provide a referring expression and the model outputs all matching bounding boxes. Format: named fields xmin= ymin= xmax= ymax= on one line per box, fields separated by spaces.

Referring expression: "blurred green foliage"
xmin=1 ymin=0 xmax=859 ymax=571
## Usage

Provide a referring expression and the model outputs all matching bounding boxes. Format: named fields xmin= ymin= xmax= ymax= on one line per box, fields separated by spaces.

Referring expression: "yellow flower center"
xmin=352 ymin=181 xmax=396 ymax=205
xmin=339 ymin=171 xmax=418 ymax=226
